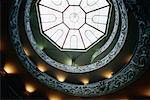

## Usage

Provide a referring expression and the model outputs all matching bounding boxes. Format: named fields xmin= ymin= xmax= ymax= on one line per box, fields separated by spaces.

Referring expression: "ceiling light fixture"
xmin=3 ymin=63 xmax=17 ymax=74
xmin=48 ymin=94 xmax=62 ymax=100
xmin=143 ymin=88 xmax=150 ymax=97
xmin=25 ymin=83 xmax=36 ymax=93
xmin=125 ymin=54 xmax=133 ymax=64
xmin=37 ymin=64 xmax=48 ymax=72
xmin=102 ymin=71 xmax=113 ymax=79
xmin=23 ymin=47 xmax=30 ymax=56
xmin=56 ymin=73 xmax=66 ymax=82
xmin=37 ymin=44 xmax=44 ymax=50
xmin=81 ymin=78 xmax=89 ymax=85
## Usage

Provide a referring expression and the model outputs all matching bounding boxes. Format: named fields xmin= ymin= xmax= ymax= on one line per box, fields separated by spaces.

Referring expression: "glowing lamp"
xmin=23 ymin=47 xmax=30 ymax=56
xmin=102 ymin=71 xmax=113 ymax=79
xmin=25 ymin=83 xmax=36 ymax=93
xmin=4 ymin=63 xmax=17 ymax=74
xmin=81 ymin=78 xmax=89 ymax=85
xmin=37 ymin=64 xmax=48 ymax=72
xmin=48 ymin=94 xmax=61 ymax=100
xmin=56 ymin=73 xmax=66 ymax=82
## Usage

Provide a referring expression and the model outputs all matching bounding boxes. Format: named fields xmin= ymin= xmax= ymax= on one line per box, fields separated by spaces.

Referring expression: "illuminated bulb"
xmin=81 ymin=78 xmax=89 ymax=85
xmin=102 ymin=71 xmax=113 ymax=79
xmin=64 ymin=58 xmax=72 ymax=65
xmin=37 ymin=44 xmax=44 ymax=50
xmin=23 ymin=47 xmax=30 ymax=56
xmin=126 ymin=54 xmax=132 ymax=63
xmin=56 ymin=73 xmax=66 ymax=82
xmin=143 ymin=88 xmax=150 ymax=97
xmin=48 ymin=94 xmax=61 ymax=100
xmin=25 ymin=83 xmax=36 ymax=93
xmin=3 ymin=63 xmax=17 ymax=74
xmin=37 ymin=64 xmax=48 ymax=72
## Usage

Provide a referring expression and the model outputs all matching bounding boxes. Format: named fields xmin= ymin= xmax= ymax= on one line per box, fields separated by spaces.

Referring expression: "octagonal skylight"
xmin=37 ymin=0 xmax=111 ymax=51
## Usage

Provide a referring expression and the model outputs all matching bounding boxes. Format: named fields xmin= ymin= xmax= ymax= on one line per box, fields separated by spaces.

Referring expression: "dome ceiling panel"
xmin=37 ymin=0 xmax=111 ymax=51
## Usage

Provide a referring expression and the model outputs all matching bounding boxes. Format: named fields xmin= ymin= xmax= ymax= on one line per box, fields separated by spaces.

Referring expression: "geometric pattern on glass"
xmin=37 ymin=0 xmax=110 ymax=51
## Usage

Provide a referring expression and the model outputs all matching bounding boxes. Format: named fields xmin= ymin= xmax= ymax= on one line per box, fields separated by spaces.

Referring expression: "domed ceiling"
xmin=8 ymin=0 xmax=150 ymax=97
xmin=36 ymin=0 xmax=111 ymax=51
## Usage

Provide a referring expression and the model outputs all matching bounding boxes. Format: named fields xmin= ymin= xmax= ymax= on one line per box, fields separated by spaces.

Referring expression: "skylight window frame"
xmin=35 ymin=0 xmax=112 ymax=52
